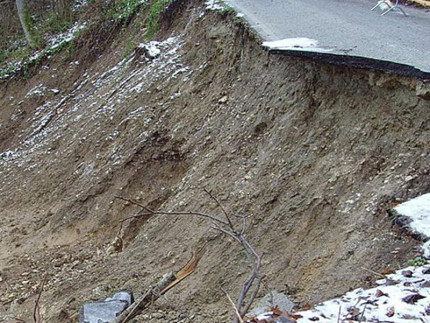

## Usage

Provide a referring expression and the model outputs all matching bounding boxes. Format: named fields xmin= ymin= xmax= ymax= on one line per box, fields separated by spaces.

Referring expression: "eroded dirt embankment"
xmin=1 ymin=1 xmax=430 ymax=321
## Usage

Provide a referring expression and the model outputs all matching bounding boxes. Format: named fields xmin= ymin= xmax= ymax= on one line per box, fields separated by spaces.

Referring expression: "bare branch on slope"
xmin=115 ymin=188 xmax=264 ymax=323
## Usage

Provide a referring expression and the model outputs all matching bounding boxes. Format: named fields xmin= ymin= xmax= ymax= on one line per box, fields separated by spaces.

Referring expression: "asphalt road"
xmin=225 ymin=0 xmax=430 ymax=78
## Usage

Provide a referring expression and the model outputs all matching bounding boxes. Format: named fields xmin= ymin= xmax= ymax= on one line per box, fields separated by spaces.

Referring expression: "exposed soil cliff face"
xmin=1 ymin=2 xmax=429 ymax=321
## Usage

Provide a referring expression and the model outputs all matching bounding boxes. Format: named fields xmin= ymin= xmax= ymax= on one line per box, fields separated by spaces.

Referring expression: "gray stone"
xmin=275 ymin=317 xmax=296 ymax=323
xmin=105 ymin=291 xmax=133 ymax=307
xmin=79 ymin=291 xmax=133 ymax=323
xmin=248 ymin=290 xmax=295 ymax=317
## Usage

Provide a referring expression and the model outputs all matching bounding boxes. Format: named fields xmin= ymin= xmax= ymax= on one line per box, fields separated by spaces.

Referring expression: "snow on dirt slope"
xmin=292 ymin=194 xmax=430 ymax=322
xmin=1 ymin=0 xmax=430 ymax=321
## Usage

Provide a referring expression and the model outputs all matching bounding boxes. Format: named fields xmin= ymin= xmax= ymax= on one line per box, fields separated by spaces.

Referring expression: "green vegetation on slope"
xmin=145 ymin=0 xmax=173 ymax=39
xmin=0 ymin=0 xmax=179 ymax=79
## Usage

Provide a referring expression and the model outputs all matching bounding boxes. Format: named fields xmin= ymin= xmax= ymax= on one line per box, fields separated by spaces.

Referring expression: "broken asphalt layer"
xmin=225 ymin=0 xmax=430 ymax=80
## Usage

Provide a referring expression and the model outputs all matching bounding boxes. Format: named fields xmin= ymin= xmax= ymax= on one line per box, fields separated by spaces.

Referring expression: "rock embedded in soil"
xmin=248 ymin=290 xmax=295 ymax=317
xmin=79 ymin=290 xmax=133 ymax=323
xmin=275 ymin=317 xmax=296 ymax=323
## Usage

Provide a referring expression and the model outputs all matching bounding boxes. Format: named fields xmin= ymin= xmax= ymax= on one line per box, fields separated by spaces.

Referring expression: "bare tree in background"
xmin=16 ymin=0 xmax=34 ymax=47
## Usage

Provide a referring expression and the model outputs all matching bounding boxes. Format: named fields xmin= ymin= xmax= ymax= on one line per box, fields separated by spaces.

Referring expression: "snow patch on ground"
xmin=25 ymin=84 xmax=47 ymax=98
xmin=137 ymin=37 xmax=179 ymax=60
xmin=205 ymin=0 xmax=228 ymax=11
xmin=395 ymin=193 xmax=430 ymax=246
xmin=0 ymin=22 xmax=87 ymax=80
xmin=293 ymin=193 xmax=430 ymax=322
xmin=138 ymin=42 xmax=161 ymax=58
xmin=48 ymin=22 xmax=87 ymax=50
xmin=263 ymin=38 xmax=333 ymax=53
xmin=0 ymin=150 xmax=20 ymax=162
xmin=298 ymin=265 xmax=430 ymax=322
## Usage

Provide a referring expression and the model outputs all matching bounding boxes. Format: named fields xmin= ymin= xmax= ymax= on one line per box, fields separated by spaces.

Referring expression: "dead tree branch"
xmin=114 ymin=196 xmax=229 ymax=226
xmin=212 ymin=225 xmax=241 ymax=243
xmin=33 ymin=274 xmax=47 ymax=323
xmin=238 ymin=253 xmax=263 ymax=317
xmin=113 ymin=245 xmax=206 ymax=323
xmin=113 ymin=272 xmax=176 ymax=323
xmin=202 ymin=187 xmax=235 ymax=231
xmin=222 ymin=288 xmax=244 ymax=323
xmin=115 ymin=189 xmax=264 ymax=323
xmin=160 ymin=244 xmax=206 ymax=295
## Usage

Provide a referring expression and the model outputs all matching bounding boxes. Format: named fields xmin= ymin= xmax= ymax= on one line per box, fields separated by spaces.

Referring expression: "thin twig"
xmin=116 ymin=192 xmax=264 ymax=323
xmin=10 ymin=318 xmax=26 ymax=323
xmin=241 ymin=237 xmax=260 ymax=259
xmin=238 ymin=253 xmax=263 ymax=316
xmin=202 ymin=188 xmax=235 ymax=231
xmin=115 ymin=245 xmax=206 ymax=323
xmin=33 ymin=274 xmax=48 ymax=323
xmin=115 ymin=196 xmax=153 ymax=213
xmin=239 ymin=215 xmax=247 ymax=236
xmin=212 ymin=226 xmax=241 ymax=243
xmin=240 ymin=258 xmax=264 ymax=316
xmin=118 ymin=211 xmax=150 ymax=225
xmin=235 ymin=236 xmax=261 ymax=312
xmin=114 ymin=272 xmax=176 ymax=323
xmin=359 ymin=303 xmax=367 ymax=322
xmin=239 ymin=270 xmax=256 ymax=307
xmin=117 ymin=209 xmax=146 ymax=236
xmin=241 ymin=274 xmax=264 ymax=317
xmin=337 ymin=305 xmax=341 ymax=323
xmin=115 ymin=196 xmax=229 ymax=226
xmin=222 ymin=288 xmax=244 ymax=323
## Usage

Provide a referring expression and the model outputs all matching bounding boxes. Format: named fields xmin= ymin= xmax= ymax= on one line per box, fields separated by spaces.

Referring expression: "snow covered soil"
xmin=297 ymin=265 xmax=430 ymax=322
xmin=0 ymin=22 xmax=86 ymax=80
xmin=262 ymin=38 xmax=333 ymax=53
xmin=0 ymin=35 xmax=190 ymax=186
xmin=205 ymin=0 xmax=229 ymax=11
xmin=296 ymin=193 xmax=430 ymax=322
xmin=395 ymin=194 xmax=430 ymax=258
xmin=250 ymin=194 xmax=430 ymax=322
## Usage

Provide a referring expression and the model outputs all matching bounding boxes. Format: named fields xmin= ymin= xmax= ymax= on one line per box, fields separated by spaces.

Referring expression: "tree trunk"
xmin=15 ymin=0 xmax=34 ymax=47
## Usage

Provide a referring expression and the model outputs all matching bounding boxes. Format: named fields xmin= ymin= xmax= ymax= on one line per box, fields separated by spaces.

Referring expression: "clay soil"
xmin=1 ymin=1 xmax=430 ymax=321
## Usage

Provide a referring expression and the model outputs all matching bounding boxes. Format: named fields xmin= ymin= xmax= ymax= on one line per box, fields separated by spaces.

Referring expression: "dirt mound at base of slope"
xmin=1 ymin=1 xmax=429 ymax=321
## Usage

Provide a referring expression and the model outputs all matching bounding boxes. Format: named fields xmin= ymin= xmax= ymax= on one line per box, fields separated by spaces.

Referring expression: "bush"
xmin=145 ymin=0 xmax=172 ymax=39
xmin=407 ymin=256 xmax=426 ymax=267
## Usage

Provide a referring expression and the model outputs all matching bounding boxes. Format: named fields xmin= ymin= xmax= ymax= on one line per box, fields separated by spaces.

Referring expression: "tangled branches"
xmin=115 ymin=188 xmax=263 ymax=323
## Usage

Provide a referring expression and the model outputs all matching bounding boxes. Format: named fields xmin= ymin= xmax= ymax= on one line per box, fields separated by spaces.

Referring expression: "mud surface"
xmin=1 ymin=2 xmax=429 ymax=321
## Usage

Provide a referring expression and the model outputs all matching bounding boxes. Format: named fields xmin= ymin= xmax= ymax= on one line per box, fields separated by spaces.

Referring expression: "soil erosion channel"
xmin=0 ymin=1 xmax=429 ymax=321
